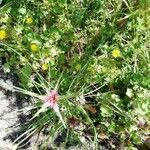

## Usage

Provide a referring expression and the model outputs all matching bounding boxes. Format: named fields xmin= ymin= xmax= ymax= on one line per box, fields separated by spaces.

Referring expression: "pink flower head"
xmin=40 ymin=89 xmax=66 ymax=128
xmin=42 ymin=89 xmax=58 ymax=110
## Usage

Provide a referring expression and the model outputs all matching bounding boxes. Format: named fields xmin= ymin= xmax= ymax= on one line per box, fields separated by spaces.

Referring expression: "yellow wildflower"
xmin=30 ymin=43 xmax=38 ymax=52
xmin=26 ymin=17 xmax=33 ymax=24
xmin=42 ymin=63 xmax=48 ymax=71
xmin=0 ymin=29 xmax=7 ymax=40
xmin=112 ymin=48 xmax=121 ymax=58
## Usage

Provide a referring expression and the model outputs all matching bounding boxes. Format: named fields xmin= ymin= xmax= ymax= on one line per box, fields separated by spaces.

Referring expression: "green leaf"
xmin=19 ymin=65 xmax=32 ymax=88
xmin=0 ymin=2 xmax=11 ymax=15
xmin=18 ymin=7 xmax=26 ymax=15
xmin=58 ymin=0 xmax=66 ymax=5
xmin=131 ymin=132 xmax=141 ymax=144
xmin=3 ymin=63 xmax=10 ymax=73
xmin=100 ymin=105 xmax=112 ymax=117
xmin=53 ymin=5 xmax=63 ymax=14
xmin=142 ymin=77 xmax=150 ymax=88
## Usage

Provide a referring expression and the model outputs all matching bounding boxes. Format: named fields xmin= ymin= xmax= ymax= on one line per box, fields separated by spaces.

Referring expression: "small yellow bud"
xmin=30 ymin=43 xmax=38 ymax=52
xmin=26 ymin=17 xmax=33 ymax=24
xmin=112 ymin=48 xmax=121 ymax=58
xmin=0 ymin=29 xmax=7 ymax=40
xmin=75 ymin=64 xmax=81 ymax=71
xmin=42 ymin=63 xmax=48 ymax=71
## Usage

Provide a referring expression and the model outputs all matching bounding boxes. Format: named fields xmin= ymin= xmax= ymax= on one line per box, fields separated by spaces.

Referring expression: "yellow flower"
xmin=0 ymin=29 xmax=7 ymax=40
xmin=42 ymin=63 xmax=48 ymax=71
xmin=30 ymin=43 xmax=38 ymax=52
xmin=26 ymin=17 xmax=33 ymax=24
xmin=112 ymin=48 xmax=121 ymax=58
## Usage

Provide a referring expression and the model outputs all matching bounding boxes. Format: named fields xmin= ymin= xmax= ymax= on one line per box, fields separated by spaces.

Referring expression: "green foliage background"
xmin=0 ymin=0 xmax=150 ymax=149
